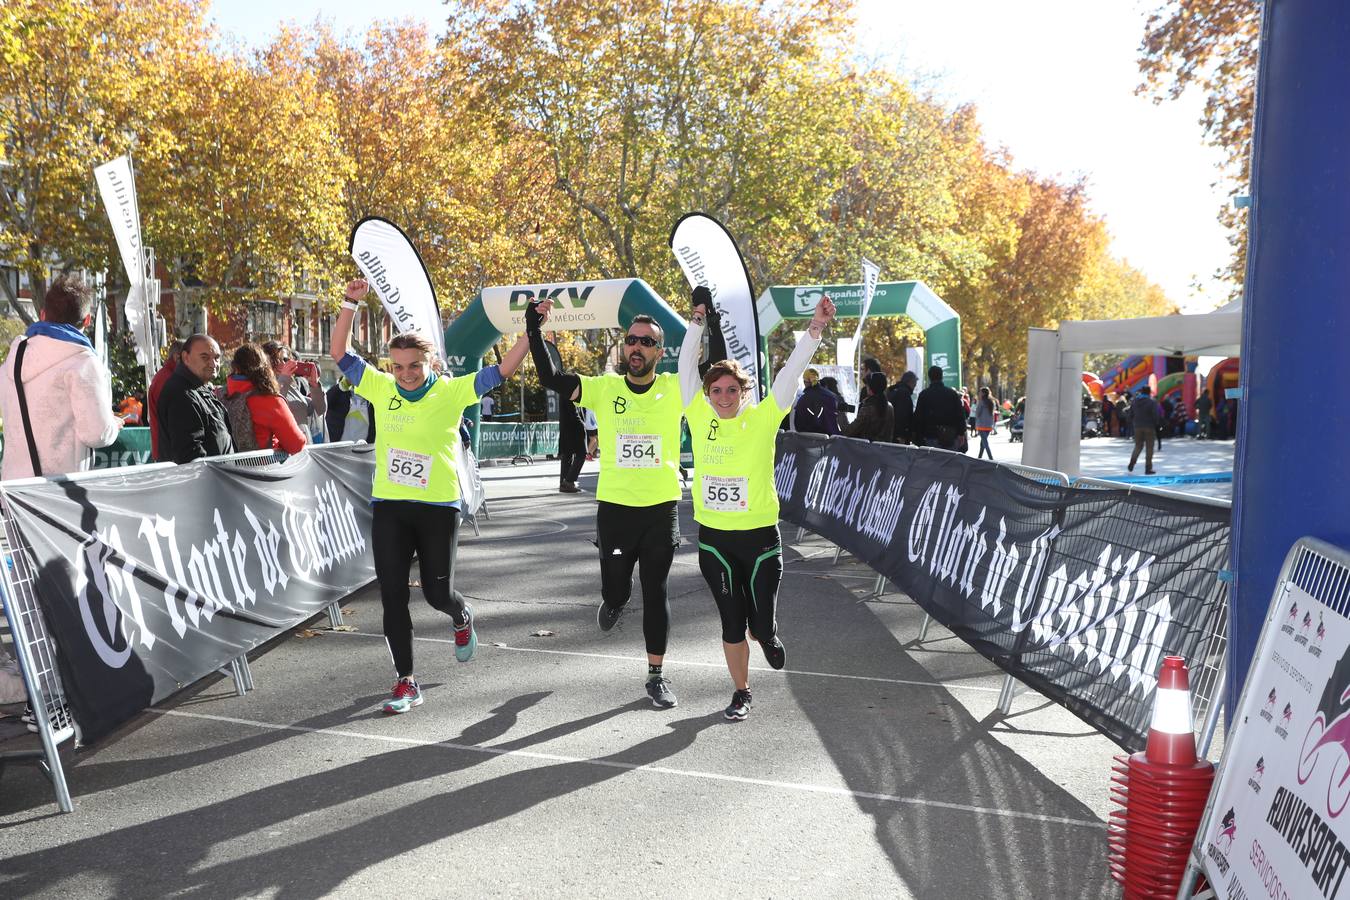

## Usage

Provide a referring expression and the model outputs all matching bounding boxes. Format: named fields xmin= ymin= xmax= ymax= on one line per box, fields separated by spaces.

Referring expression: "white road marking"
xmin=325 ymin=630 xmax=1003 ymax=693
xmin=157 ymin=708 xmax=1103 ymax=830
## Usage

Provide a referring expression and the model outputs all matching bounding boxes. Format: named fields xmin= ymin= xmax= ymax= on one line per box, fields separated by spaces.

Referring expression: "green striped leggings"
xmin=697 ymin=524 xmax=783 ymax=645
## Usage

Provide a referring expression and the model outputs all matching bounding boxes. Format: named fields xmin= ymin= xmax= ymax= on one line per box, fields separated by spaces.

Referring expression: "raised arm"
xmin=690 ymin=285 xmax=727 ymax=380
xmin=497 ymin=333 xmax=530 ymax=379
xmin=771 ymin=295 xmax=835 ymax=409
xmin=680 ymin=285 xmax=727 ymax=405
xmin=471 ymin=333 xmax=531 ymax=398
xmin=525 ymin=300 xmax=581 ymax=401
xmin=330 ymin=278 xmax=366 ymax=366
xmin=679 ymin=317 xmax=705 ymax=407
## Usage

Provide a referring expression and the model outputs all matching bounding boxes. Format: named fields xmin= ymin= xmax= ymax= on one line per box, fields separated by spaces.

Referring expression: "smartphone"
xmin=295 ymin=360 xmax=319 ymax=379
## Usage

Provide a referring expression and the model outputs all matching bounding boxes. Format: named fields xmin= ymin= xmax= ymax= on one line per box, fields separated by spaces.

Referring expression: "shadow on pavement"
xmin=0 ymin=692 xmax=700 ymax=896
xmin=783 ymin=574 xmax=1114 ymax=898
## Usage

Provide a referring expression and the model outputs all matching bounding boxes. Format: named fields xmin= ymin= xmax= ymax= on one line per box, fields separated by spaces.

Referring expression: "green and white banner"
xmin=480 ymin=279 xmax=630 ymax=335
xmin=758 ymin=280 xmax=962 ymax=387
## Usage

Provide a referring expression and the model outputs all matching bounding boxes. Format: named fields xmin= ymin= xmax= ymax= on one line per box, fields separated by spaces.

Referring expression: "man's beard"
xmin=625 ymin=353 xmax=656 ymax=378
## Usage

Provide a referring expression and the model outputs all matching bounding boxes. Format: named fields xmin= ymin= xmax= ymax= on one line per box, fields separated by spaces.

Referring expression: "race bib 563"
xmin=702 ymin=474 xmax=748 ymax=512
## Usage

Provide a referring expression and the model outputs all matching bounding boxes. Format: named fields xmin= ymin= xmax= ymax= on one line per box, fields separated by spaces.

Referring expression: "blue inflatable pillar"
xmin=1230 ymin=3 xmax=1350 ymax=704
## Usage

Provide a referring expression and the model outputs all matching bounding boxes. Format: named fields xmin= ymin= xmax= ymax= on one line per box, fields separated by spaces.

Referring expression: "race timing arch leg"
xmin=1230 ymin=0 xmax=1350 ymax=708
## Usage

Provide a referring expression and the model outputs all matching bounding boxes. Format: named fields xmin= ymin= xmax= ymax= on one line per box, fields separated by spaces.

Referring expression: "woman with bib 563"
xmin=679 ymin=290 xmax=835 ymax=720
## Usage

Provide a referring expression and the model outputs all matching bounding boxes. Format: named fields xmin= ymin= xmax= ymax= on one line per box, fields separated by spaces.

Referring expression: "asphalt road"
xmin=0 ymin=458 xmax=1124 ymax=899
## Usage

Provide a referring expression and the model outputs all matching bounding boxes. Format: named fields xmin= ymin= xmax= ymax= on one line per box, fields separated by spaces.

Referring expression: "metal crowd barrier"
xmin=1071 ymin=475 xmax=1231 ymax=759
xmin=783 ymin=436 xmax=1231 ymax=759
xmin=0 ymin=443 xmax=367 ymax=813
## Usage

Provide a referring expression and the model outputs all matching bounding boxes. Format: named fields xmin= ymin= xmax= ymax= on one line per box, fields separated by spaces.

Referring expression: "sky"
xmin=207 ymin=0 xmax=1236 ymax=314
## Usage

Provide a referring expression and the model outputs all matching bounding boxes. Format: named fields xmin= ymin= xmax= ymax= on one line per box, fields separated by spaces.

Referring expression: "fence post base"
xmin=325 ymin=602 xmax=343 ymax=629
xmin=996 ymin=673 xmax=1021 ymax=715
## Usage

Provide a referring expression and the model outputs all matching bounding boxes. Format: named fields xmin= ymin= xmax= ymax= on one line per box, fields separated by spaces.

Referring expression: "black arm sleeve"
xmin=527 ymin=324 xmax=581 ymax=398
xmin=697 ymin=311 xmax=729 ymax=379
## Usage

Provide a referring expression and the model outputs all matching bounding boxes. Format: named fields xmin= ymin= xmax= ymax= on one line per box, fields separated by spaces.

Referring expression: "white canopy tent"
xmin=1022 ymin=303 xmax=1242 ymax=475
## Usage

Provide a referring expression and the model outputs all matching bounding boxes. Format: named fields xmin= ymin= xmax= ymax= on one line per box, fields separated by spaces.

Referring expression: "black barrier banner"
xmin=2 ymin=446 xmax=377 ymax=742
xmin=774 ymin=433 xmax=1230 ymax=751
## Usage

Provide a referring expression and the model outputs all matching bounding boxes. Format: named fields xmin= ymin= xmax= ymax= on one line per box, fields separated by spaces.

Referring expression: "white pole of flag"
xmin=854 ymin=258 xmax=881 ymax=379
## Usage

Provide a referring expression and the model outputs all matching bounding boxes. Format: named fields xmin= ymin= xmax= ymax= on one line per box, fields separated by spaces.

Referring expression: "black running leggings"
xmin=596 ymin=500 xmax=678 ymax=656
xmin=372 ymin=500 xmax=468 ymax=677
xmin=697 ymin=524 xmax=783 ymax=645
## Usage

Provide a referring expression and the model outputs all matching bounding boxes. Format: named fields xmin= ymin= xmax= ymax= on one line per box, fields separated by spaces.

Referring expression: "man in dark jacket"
xmin=886 ymin=370 xmax=917 ymax=444
xmin=792 ymin=369 xmax=839 ymax=435
xmin=912 ymin=365 xmax=966 ymax=450
xmin=157 ymin=334 xmax=234 ymax=463
xmin=1127 ymin=385 xmax=1161 ymax=474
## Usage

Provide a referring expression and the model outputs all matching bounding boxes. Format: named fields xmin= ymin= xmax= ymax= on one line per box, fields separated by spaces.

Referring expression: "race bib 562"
xmin=386 ymin=447 xmax=432 ymax=489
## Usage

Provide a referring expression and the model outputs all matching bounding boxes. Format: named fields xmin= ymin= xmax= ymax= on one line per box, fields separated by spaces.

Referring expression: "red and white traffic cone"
xmin=1144 ymin=656 xmax=1197 ymax=767
xmin=1107 ymin=656 xmax=1215 ymax=900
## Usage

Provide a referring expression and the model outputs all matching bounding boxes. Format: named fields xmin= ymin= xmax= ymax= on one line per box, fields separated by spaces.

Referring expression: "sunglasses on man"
xmin=624 ymin=335 xmax=660 ymax=348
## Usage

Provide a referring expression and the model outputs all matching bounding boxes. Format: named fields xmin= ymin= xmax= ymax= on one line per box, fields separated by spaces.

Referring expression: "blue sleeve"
xmin=338 ymin=352 xmax=367 ymax=385
xmin=473 ymin=365 xmax=504 ymax=397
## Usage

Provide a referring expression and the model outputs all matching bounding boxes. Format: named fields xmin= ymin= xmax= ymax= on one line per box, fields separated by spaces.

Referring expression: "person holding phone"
xmin=330 ymin=278 xmax=530 ymax=714
xmin=263 ymin=341 xmax=327 ymax=443
xmin=680 ymin=292 xmax=834 ymax=720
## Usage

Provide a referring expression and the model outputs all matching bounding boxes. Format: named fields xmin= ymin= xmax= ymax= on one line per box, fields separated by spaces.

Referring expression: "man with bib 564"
xmin=527 ymin=300 xmax=684 ymax=709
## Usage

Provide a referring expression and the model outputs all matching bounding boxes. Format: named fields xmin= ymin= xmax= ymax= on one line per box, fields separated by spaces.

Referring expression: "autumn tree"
xmin=1139 ymin=0 xmax=1259 ymax=295
xmin=138 ymin=29 xmax=350 ymax=320
xmin=445 ymin=0 xmax=857 ymax=306
xmin=0 ymin=0 xmax=210 ymax=322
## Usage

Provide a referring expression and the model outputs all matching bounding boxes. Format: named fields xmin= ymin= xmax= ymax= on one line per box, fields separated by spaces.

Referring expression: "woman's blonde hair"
xmin=802 ymin=367 xmax=819 ymax=386
xmin=702 ymin=359 xmax=753 ymax=395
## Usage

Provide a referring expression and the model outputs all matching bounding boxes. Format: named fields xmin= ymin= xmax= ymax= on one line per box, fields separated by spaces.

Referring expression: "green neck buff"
xmin=396 ymin=373 xmax=438 ymax=402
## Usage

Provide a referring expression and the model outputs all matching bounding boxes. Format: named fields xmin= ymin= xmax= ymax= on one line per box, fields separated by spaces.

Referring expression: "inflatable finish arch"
xmin=442 ymin=277 xmax=688 ymax=378
xmin=443 ymin=278 xmax=688 ymax=452
xmin=757 ymin=281 xmax=962 ymax=387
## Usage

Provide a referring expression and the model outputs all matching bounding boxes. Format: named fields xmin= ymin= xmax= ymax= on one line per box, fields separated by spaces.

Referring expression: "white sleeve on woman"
xmin=678 ymin=318 xmax=704 ymax=407
xmin=770 ymin=332 xmax=822 ymax=410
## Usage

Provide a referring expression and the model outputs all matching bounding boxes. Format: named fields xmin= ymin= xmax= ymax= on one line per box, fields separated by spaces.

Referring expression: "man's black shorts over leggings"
xmin=595 ymin=500 xmax=679 ymax=656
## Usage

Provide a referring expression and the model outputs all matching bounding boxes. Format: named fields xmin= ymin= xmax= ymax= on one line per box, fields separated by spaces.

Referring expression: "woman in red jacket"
xmin=225 ymin=344 xmax=307 ymax=454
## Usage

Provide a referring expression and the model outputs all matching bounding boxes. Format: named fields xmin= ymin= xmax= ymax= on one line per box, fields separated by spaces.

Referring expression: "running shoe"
xmin=645 ymin=676 xmax=678 ymax=709
xmin=20 ymin=705 xmax=39 ymax=733
xmin=382 ymin=679 xmax=422 ymax=714
xmin=724 ymin=689 xmax=752 ymax=721
xmin=454 ymin=604 xmax=477 ymax=662
xmin=760 ymin=636 xmax=787 ymax=671
xmin=597 ymin=601 xmax=624 ymax=632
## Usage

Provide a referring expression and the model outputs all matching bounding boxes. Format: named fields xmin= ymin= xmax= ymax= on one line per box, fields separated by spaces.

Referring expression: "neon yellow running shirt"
xmin=578 ymin=372 xmax=683 ymax=506
xmin=684 ymin=392 xmax=786 ymax=530
xmin=354 ymin=370 xmax=478 ymax=503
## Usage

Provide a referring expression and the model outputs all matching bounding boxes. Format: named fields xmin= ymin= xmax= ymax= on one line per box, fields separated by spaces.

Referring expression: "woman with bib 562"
xmin=330 ymin=278 xmax=529 ymax=715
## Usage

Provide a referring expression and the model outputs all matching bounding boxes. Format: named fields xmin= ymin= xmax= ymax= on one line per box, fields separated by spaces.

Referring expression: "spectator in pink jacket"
xmin=0 ymin=276 xmax=122 ymax=479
